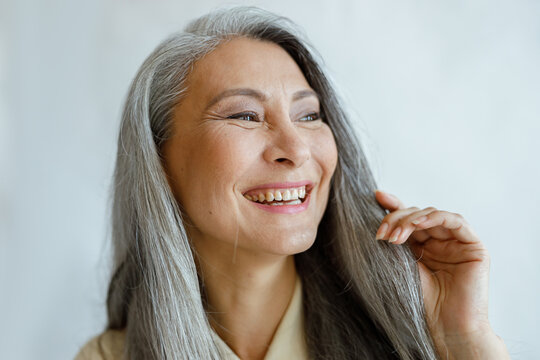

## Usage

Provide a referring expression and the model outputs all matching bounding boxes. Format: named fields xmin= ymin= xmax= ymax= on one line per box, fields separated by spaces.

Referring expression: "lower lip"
xmin=248 ymin=193 xmax=311 ymax=214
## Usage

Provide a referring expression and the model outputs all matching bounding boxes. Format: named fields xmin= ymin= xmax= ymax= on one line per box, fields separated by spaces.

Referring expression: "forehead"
xmin=185 ymin=37 xmax=312 ymax=102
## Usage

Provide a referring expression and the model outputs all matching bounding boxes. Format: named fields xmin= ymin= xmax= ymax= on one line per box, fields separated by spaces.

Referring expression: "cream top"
xmin=74 ymin=274 xmax=308 ymax=359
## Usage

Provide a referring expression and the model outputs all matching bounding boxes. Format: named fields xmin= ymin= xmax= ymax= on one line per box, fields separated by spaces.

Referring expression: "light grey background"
xmin=1 ymin=0 xmax=538 ymax=359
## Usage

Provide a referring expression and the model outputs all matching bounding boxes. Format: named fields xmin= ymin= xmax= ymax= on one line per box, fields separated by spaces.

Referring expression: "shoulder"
xmin=74 ymin=328 xmax=126 ymax=360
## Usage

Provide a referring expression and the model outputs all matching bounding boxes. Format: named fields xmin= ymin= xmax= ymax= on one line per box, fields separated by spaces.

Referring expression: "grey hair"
xmin=106 ymin=5 xmax=439 ymax=360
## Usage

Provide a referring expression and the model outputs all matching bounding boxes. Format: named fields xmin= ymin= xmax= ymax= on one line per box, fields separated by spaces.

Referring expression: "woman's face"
xmin=162 ymin=37 xmax=338 ymax=260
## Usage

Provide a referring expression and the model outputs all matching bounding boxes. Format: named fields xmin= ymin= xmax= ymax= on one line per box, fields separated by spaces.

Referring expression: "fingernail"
xmin=375 ymin=223 xmax=388 ymax=240
xmin=412 ymin=216 xmax=428 ymax=225
xmin=388 ymin=227 xmax=401 ymax=243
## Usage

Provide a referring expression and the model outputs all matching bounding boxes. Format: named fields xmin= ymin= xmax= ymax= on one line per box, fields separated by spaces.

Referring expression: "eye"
xmin=227 ymin=112 xmax=259 ymax=122
xmin=299 ymin=112 xmax=322 ymax=122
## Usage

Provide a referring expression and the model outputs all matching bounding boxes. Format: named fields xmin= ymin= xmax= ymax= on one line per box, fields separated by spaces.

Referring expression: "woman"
xmin=76 ymin=6 xmax=509 ymax=360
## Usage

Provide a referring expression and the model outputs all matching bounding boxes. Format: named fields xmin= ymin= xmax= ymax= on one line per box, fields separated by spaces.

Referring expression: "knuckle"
xmin=382 ymin=212 xmax=395 ymax=224
xmin=455 ymin=212 xmax=469 ymax=225
xmin=398 ymin=216 xmax=414 ymax=227
xmin=423 ymin=206 xmax=437 ymax=212
xmin=383 ymin=209 xmax=405 ymax=224
xmin=398 ymin=219 xmax=411 ymax=228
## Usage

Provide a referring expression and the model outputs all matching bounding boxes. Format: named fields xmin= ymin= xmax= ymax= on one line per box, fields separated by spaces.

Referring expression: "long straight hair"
xmin=106 ymin=6 xmax=438 ymax=359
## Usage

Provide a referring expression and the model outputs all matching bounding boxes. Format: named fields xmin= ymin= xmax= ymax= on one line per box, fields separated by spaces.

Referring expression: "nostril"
xmin=276 ymin=158 xmax=287 ymax=162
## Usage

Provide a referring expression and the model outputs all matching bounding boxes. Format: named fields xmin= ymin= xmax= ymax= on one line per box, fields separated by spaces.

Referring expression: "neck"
xmin=194 ymin=242 xmax=297 ymax=360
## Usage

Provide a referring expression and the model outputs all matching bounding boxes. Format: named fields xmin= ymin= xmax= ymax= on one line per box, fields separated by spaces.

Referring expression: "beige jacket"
xmin=74 ymin=275 xmax=308 ymax=359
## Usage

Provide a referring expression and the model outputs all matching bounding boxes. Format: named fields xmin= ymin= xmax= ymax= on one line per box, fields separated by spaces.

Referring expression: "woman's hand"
xmin=374 ymin=190 xmax=510 ymax=359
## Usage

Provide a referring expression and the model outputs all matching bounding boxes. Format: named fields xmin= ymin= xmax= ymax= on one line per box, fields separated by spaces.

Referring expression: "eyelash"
xmin=227 ymin=111 xmax=322 ymax=122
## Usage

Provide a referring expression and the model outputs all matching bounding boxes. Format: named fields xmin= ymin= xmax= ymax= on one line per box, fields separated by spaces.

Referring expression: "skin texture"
xmin=162 ymin=37 xmax=338 ymax=360
xmin=374 ymin=190 xmax=510 ymax=359
xmin=160 ymin=36 xmax=509 ymax=359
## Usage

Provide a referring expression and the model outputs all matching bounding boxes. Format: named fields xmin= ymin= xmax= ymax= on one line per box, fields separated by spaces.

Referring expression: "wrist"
xmin=434 ymin=329 xmax=510 ymax=360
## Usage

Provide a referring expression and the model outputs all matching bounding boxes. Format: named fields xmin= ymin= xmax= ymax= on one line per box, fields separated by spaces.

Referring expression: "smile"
xmin=243 ymin=186 xmax=308 ymax=206
xmin=242 ymin=183 xmax=313 ymax=214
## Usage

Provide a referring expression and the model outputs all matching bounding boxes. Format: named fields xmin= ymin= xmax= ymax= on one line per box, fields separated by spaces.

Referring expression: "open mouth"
xmin=242 ymin=184 xmax=312 ymax=206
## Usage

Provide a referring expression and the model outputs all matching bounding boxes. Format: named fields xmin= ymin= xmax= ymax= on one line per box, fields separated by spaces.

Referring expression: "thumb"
xmin=374 ymin=189 xmax=406 ymax=210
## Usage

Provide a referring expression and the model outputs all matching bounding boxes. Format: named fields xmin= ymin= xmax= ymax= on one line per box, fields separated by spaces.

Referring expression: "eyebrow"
xmin=204 ymin=87 xmax=319 ymax=110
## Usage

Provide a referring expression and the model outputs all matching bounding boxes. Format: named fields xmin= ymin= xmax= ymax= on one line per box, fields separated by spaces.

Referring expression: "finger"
xmin=388 ymin=207 xmax=459 ymax=245
xmin=374 ymin=189 xmax=406 ymax=211
xmin=389 ymin=207 xmax=441 ymax=244
xmin=421 ymin=238 xmax=488 ymax=264
xmin=395 ymin=223 xmax=452 ymax=245
xmin=375 ymin=206 xmax=420 ymax=240
xmin=412 ymin=210 xmax=480 ymax=244
xmin=379 ymin=206 xmax=434 ymax=243
xmin=395 ymin=224 xmax=431 ymax=244
xmin=423 ymin=226 xmax=453 ymax=241
xmin=408 ymin=242 xmax=429 ymax=265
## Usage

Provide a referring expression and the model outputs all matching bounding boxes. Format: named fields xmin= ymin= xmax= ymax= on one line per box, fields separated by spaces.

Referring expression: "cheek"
xmin=178 ymin=125 xmax=259 ymax=208
xmin=311 ymin=126 xmax=338 ymax=177
xmin=197 ymin=127 xmax=258 ymax=178
xmin=176 ymin=126 xmax=264 ymax=244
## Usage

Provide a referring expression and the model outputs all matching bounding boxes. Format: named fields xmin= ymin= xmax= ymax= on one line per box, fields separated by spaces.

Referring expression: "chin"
xmin=259 ymin=229 xmax=317 ymax=256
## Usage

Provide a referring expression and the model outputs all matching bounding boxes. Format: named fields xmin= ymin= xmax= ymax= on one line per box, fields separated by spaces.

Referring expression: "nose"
xmin=262 ymin=120 xmax=311 ymax=168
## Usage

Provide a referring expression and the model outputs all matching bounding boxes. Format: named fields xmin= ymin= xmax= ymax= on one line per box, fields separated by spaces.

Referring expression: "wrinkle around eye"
xmin=200 ymin=111 xmax=262 ymax=130
xmin=224 ymin=120 xmax=262 ymax=130
xmin=294 ymin=119 xmax=324 ymax=130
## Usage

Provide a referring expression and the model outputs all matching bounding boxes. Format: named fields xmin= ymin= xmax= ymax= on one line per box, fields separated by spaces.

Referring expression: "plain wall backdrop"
xmin=1 ymin=0 xmax=538 ymax=359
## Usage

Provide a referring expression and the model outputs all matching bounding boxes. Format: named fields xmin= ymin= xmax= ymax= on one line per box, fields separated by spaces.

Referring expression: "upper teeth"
xmin=244 ymin=186 xmax=307 ymax=202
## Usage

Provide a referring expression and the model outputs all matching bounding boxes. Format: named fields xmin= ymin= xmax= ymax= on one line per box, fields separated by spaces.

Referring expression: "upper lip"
xmin=242 ymin=180 xmax=314 ymax=195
